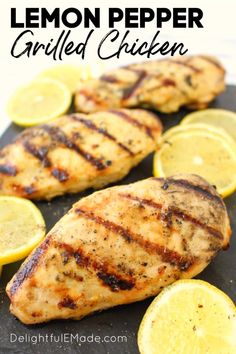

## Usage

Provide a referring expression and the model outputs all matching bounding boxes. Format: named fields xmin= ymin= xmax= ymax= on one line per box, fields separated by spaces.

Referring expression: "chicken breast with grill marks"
xmin=7 ymin=174 xmax=231 ymax=324
xmin=0 ymin=109 xmax=162 ymax=200
xmin=75 ymin=55 xmax=225 ymax=113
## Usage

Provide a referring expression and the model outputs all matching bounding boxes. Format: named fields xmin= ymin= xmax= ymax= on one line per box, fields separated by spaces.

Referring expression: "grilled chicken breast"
xmin=7 ymin=174 xmax=231 ymax=324
xmin=0 ymin=109 xmax=162 ymax=200
xmin=75 ymin=55 xmax=225 ymax=113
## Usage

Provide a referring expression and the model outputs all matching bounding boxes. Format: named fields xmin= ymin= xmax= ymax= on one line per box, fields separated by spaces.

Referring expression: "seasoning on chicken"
xmin=75 ymin=55 xmax=225 ymax=113
xmin=0 ymin=109 xmax=162 ymax=200
xmin=7 ymin=174 xmax=231 ymax=324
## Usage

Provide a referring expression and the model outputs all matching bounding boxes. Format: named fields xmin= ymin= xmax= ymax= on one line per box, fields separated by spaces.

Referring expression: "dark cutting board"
xmin=0 ymin=86 xmax=236 ymax=354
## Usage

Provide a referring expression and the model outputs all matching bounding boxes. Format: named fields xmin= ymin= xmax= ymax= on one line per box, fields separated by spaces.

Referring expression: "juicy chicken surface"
xmin=75 ymin=55 xmax=225 ymax=113
xmin=0 ymin=109 xmax=162 ymax=200
xmin=7 ymin=174 xmax=231 ymax=324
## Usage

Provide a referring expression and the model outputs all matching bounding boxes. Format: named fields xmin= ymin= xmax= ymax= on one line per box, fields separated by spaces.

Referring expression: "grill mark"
xmin=24 ymin=185 xmax=36 ymax=195
xmin=100 ymin=74 xmax=120 ymax=83
xmin=127 ymin=57 xmax=200 ymax=73
xmin=78 ymin=89 xmax=103 ymax=105
xmin=9 ymin=237 xmax=51 ymax=297
xmin=120 ymin=193 xmax=223 ymax=240
xmin=160 ymin=209 xmax=173 ymax=228
xmin=122 ymin=69 xmax=147 ymax=100
xmin=164 ymin=178 xmax=224 ymax=206
xmin=58 ymin=296 xmax=77 ymax=310
xmin=31 ymin=311 xmax=43 ymax=318
xmin=0 ymin=163 xmax=17 ymax=176
xmin=109 ymin=109 xmax=154 ymax=139
xmin=102 ymin=70 xmax=175 ymax=89
xmin=51 ymin=168 xmax=69 ymax=182
xmin=71 ymin=115 xmax=135 ymax=156
xmin=97 ymin=272 xmax=134 ymax=291
xmin=57 ymin=242 xmax=134 ymax=292
xmin=41 ymin=125 xmax=106 ymax=170
xmin=62 ymin=270 xmax=84 ymax=282
xmin=23 ymin=141 xmax=71 ymax=184
xmin=139 ymin=78 xmax=176 ymax=97
xmin=23 ymin=141 xmax=51 ymax=167
xmin=120 ymin=194 xmax=162 ymax=210
xmin=166 ymin=59 xmax=201 ymax=73
xmin=170 ymin=207 xmax=223 ymax=240
xmin=75 ymin=208 xmax=193 ymax=270
xmin=198 ymin=55 xmax=225 ymax=71
xmin=11 ymin=183 xmax=37 ymax=197
xmin=162 ymin=78 xmax=176 ymax=87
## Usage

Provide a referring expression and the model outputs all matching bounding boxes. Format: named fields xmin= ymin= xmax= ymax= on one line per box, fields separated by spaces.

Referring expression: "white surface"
xmin=0 ymin=0 xmax=236 ymax=136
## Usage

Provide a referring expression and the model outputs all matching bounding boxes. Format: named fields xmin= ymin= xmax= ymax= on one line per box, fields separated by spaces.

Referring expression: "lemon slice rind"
xmin=181 ymin=109 xmax=236 ymax=141
xmin=162 ymin=123 xmax=236 ymax=148
xmin=37 ymin=64 xmax=92 ymax=93
xmin=138 ymin=279 xmax=236 ymax=354
xmin=0 ymin=196 xmax=46 ymax=265
xmin=7 ymin=78 xmax=72 ymax=127
xmin=154 ymin=128 xmax=236 ymax=198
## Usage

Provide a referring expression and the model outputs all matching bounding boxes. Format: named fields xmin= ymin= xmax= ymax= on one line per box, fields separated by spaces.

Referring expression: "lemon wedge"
xmin=0 ymin=196 xmax=46 ymax=265
xmin=138 ymin=279 xmax=236 ymax=354
xmin=37 ymin=64 xmax=93 ymax=93
xmin=154 ymin=125 xmax=236 ymax=198
xmin=181 ymin=109 xmax=236 ymax=141
xmin=7 ymin=78 xmax=72 ymax=127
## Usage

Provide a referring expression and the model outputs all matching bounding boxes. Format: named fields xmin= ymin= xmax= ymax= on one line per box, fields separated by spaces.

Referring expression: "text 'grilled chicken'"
xmin=0 ymin=109 xmax=162 ymax=200
xmin=75 ymin=55 xmax=225 ymax=113
xmin=7 ymin=174 xmax=231 ymax=324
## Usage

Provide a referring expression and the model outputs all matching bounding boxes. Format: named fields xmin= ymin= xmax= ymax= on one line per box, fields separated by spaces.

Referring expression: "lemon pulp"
xmin=154 ymin=126 xmax=236 ymax=198
xmin=7 ymin=78 xmax=71 ymax=126
xmin=181 ymin=109 xmax=236 ymax=141
xmin=138 ymin=280 xmax=236 ymax=354
xmin=0 ymin=196 xmax=46 ymax=265
xmin=37 ymin=64 xmax=93 ymax=93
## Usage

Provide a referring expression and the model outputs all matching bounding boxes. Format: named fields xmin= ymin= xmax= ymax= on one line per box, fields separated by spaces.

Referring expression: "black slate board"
xmin=0 ymin=86 xmax=236 ymax=354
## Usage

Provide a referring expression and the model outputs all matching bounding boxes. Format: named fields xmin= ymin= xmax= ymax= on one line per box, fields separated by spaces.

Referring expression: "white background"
xmin=0 ymin=0 xmax=236 ymax=135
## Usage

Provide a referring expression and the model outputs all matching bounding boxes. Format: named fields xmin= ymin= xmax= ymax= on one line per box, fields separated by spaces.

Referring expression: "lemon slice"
xmin=0 ymin=196 xmax=46 ymax=265
xmin=138 ymin=279 xmax=236 ymax=354
xmin=37 ymin=64 xmax=93 ymax=93
xmin=154 ymin=127 xmax=236 ymax=198
xmin=181 ymin=109 xmax=236 ymax=141
xmin=7 ymin=78 xmax=72 ymax=126
xmin=162 ymin=123 xmax=235 ymax=146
